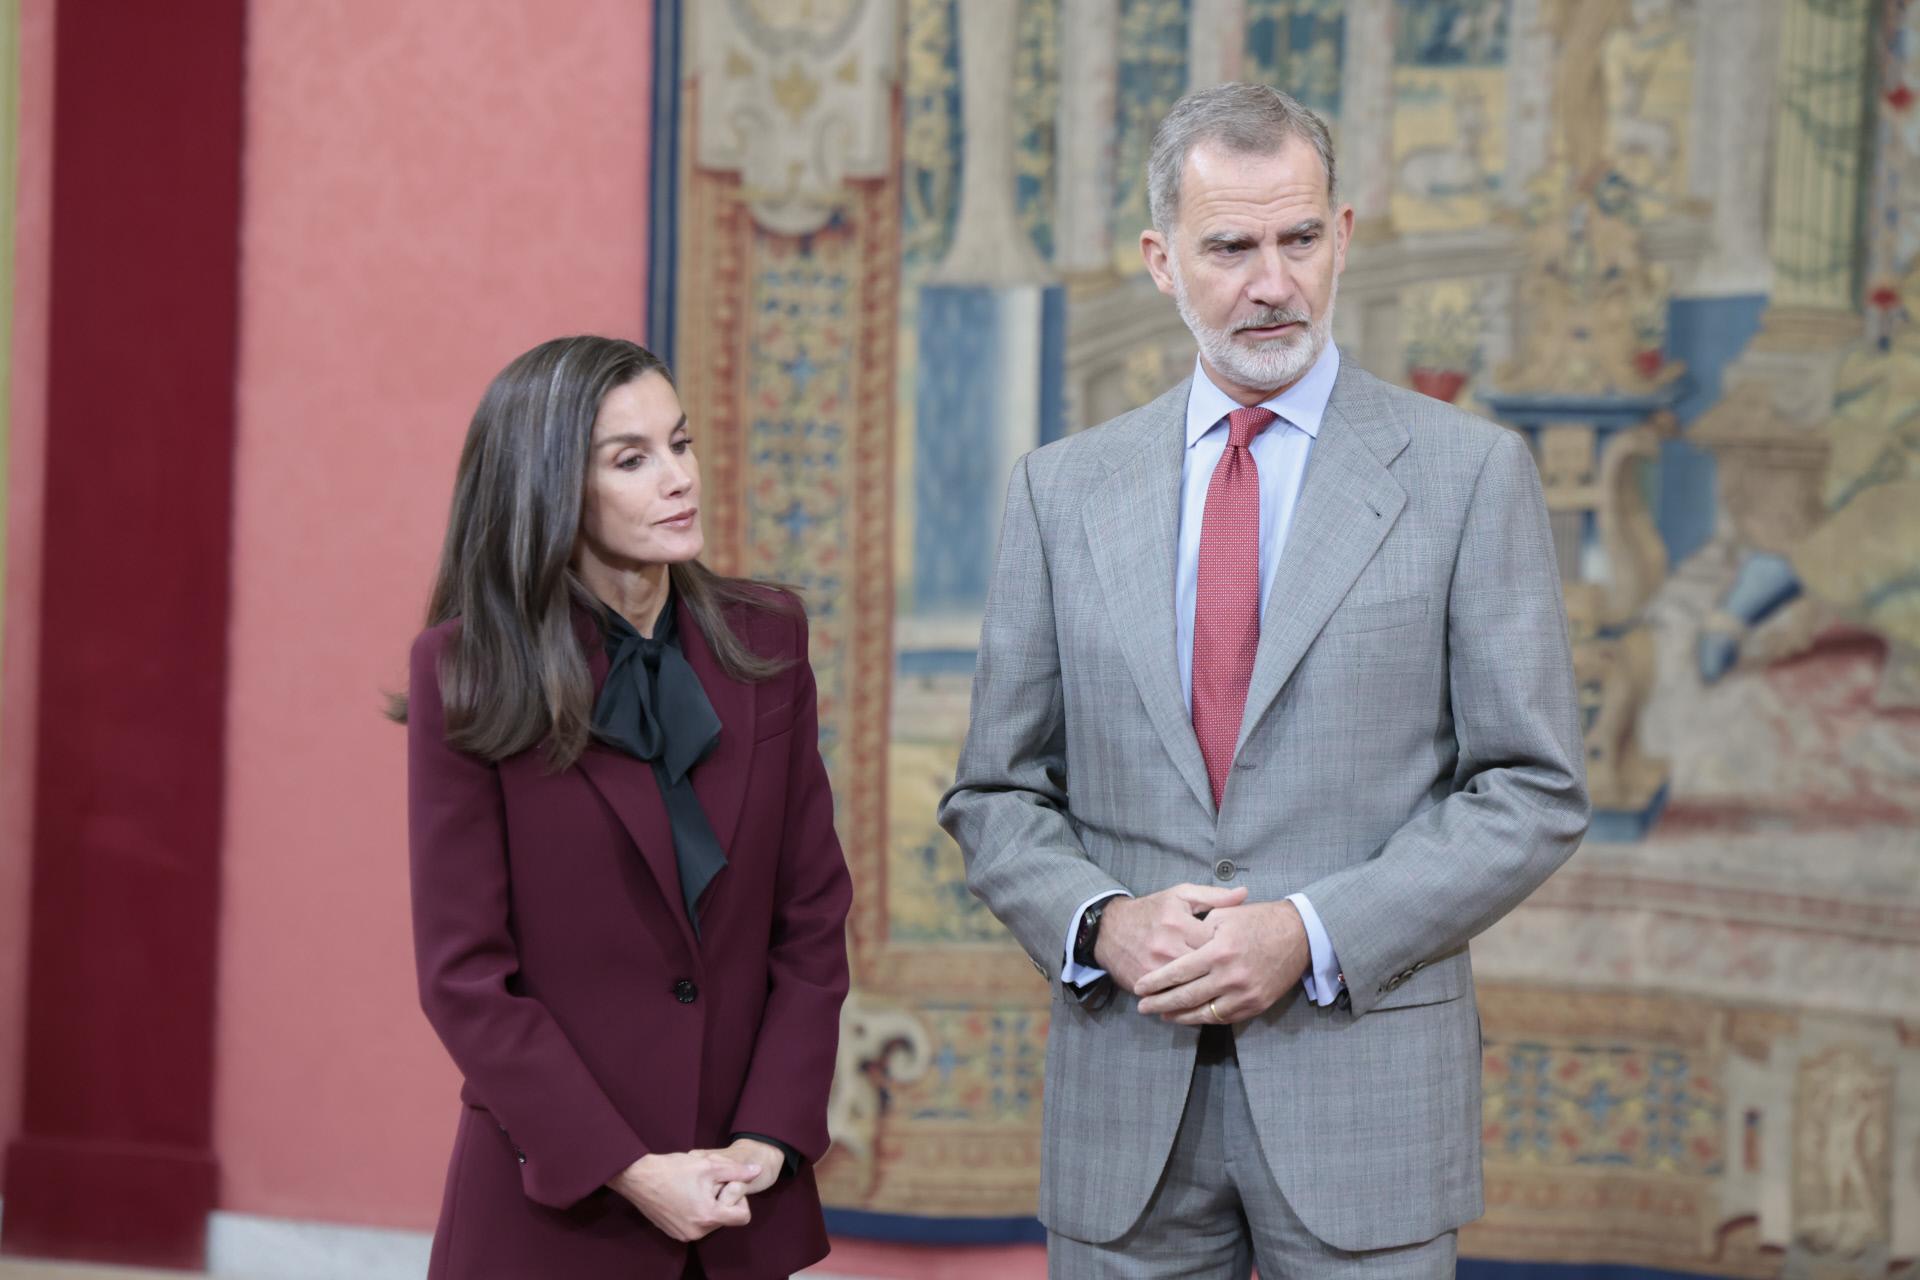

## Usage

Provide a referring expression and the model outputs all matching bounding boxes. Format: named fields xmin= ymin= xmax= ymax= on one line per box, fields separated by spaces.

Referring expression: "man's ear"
xmin=1141 ymin=228 xmax=1177 ymax=298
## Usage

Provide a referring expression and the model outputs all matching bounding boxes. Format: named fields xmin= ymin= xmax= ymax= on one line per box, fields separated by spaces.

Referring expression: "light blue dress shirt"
xmin=1062 ymin=343 xmax=1345 ymax=1007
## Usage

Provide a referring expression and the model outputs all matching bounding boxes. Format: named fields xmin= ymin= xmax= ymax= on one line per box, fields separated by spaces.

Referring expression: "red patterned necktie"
xmin=1192 ymin=406 xmax=1276 ymax=808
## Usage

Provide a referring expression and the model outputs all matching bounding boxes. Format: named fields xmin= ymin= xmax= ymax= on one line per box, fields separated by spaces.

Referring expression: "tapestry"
xmin=657 ymin=1 xmax=1920 ymax=1272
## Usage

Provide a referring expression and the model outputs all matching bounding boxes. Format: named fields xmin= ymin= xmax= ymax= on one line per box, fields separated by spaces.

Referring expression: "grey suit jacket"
xmin=938 ymin=359 xmax=1590 ymax=1252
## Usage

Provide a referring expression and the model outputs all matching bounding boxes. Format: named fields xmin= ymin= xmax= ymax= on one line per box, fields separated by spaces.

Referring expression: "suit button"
xmin=673 ymin=979 xmax=698 ymax=1004
xmin=1213 ymin=858 xmax=1236 ymax=880
xmin=514 ymin=1146 xmax=527 ymax=1164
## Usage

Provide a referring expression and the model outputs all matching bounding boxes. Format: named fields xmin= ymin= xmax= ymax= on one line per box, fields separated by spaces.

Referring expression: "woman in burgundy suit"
xmin=397 ymin=336 xmax=853 ymax=1278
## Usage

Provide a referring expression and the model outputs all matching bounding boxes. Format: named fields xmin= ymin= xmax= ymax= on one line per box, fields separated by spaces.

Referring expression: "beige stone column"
xmin=1338 ymin=0 xmax=1396 ymax=239
xmin=1054 ymin=0 xmax=1121 ymax=275
xmin=1757 ymin=0 xmax=1873 ymax=332
xmin=1501 ymin=0 xmax=1553 ymax=212
xmin=931 ymin=0 xmax=1050 ymax=285
xmin=1186 ymin=0 xmax=1246 ymax=91
xmin=1682 ymin=0 xmax=1782 ymax=297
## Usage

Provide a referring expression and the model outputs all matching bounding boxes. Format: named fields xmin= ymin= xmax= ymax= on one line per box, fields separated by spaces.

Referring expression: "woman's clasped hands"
xmin=608 ymin=1136 xmax=785 ymax=1242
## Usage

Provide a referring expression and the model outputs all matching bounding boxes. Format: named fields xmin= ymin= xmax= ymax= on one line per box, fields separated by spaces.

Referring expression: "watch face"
xmin=1076 ymin=903 xmax=1103 ymax=963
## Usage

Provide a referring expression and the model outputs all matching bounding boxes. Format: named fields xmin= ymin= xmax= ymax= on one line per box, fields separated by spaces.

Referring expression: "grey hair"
xmin=1147 ymin=82 xmax=1337 ymax=232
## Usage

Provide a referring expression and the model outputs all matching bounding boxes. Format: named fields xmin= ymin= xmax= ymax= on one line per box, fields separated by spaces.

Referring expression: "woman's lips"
xmin=656 ymin=509 xmax=697 ymax=528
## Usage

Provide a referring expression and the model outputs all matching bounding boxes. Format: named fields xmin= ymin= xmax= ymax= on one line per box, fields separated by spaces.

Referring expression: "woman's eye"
xmin=671 ymin=438 xmax=692 ymax=455
xmin=616 ymin=454 xmax=644 ymax=471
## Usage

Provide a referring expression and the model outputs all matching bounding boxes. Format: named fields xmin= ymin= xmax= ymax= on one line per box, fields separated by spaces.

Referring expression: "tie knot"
xmin=1226 ymin=406 xmax=1277 ymax=448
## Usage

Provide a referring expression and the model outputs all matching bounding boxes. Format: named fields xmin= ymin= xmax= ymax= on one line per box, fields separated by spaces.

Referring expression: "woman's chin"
xmin=647 ymin=530 xmax=705 ymax=564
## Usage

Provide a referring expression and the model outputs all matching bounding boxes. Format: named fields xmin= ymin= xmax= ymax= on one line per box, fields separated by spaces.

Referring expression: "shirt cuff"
xmin=1061 ymin=890 xmax=1132 ymax=986
xmin=1286 ymin=892 xmax=1344 ymax=1008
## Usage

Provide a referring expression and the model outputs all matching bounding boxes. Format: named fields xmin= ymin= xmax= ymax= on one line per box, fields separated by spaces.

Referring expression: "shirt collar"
xmin=1184 ymin=340 xmax=1340 ymax=450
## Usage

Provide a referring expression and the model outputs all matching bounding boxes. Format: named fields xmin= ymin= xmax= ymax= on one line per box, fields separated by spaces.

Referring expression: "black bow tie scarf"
xmin=591 ymin=603 xmax=726 ymax=934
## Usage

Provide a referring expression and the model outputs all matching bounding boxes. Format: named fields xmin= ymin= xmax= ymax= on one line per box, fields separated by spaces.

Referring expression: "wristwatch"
xmin=1072 ymin=896 xmax=1113 ymax=970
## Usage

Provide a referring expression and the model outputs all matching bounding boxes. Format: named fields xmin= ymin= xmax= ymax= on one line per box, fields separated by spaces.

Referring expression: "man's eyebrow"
xmin=1198 ymin=220 xmax=1324 ymax=248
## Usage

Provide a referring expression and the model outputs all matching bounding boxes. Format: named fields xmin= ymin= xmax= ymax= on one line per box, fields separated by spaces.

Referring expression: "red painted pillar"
xmin=1 ymin=0 xmax=245 ymax=1267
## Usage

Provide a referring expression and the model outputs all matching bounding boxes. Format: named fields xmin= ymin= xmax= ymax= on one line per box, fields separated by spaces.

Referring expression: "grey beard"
xmin=1174 ymin=274 xmax=1337 ymax=393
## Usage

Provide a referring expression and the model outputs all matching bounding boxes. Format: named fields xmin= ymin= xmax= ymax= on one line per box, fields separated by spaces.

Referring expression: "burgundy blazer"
xmin=408 ymin=593 xmax=852 ymax=1279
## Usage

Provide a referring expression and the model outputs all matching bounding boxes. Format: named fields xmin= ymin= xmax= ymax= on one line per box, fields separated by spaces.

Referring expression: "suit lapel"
xmin=571 ymin=596 xmax=754 ymax=957
xmin=1084 ymin=380 xmax=1217 ymax=818
xmin=675 ymin=595 xmax=754 ymax=865
xmin=1235 ymin=365 xmax=1409 ymax=756
xmin=575 ymin=733 xmax=699 ymax=958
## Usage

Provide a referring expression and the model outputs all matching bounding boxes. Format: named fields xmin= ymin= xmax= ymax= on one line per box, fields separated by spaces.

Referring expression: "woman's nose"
xmin=661 ymin=456 xmax=693 ymax=495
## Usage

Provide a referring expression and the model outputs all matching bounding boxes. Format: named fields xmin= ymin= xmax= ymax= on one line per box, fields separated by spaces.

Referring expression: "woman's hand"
xmin=702 ymin=1137 xmax=784 ymax=1196
xmin=608 ymin=1151 xmax=762 ymax=1241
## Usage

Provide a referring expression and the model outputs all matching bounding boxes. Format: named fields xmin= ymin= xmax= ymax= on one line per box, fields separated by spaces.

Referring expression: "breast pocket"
xmin=1322 ymin=594 xmax=1428 ymax=637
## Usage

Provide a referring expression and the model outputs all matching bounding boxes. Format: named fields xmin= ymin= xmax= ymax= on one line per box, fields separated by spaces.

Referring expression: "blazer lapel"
xmin=574 ymin=706 xmax=700 ymax=957
xmin=571 ymin=597 xmax=754 ymax=958
xmin=1235 ymin=366 xmax=1409 ymax=756
xmin=1084 ymin=380 xmax=1217 ymax=818
xmin=674 ymin=595 xmax=754 ymax=866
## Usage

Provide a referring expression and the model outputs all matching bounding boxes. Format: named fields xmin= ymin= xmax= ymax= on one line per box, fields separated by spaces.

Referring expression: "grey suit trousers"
xmin=1048 ymin=1032 xmax=1457 ymax=1280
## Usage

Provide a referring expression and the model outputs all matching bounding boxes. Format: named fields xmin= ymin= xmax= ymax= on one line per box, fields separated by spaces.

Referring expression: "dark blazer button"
xmin=674 ymin=979 xmax=699 ymax=1004
xmin=514 ymin=1146 xmax=527 ymax=1163
xmin=1213 ymin=858 xmax=1236 ymax=880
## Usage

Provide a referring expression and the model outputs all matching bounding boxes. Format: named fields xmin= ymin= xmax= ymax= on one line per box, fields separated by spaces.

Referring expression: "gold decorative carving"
xmin=771 ymin=62 xmax=821 ymax=120
xmin=693 ymin=0 xmax=897 ymax=235
xmin=1561 ymin=420 xmax=1670 ymax=816
xmin=1499 ymin=0 xmax=1686 ymax=396
xmin=826 ymin=992 xmax=933 ymax=1166
xmin=1689 ymin=385 xmax=1830 ymax=557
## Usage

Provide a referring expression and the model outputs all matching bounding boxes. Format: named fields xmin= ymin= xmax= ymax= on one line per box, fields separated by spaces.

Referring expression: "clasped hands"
xmin=1095 ymin=883 xmax=1310 ymax=1025
xmin=608 ymin=1136 xmax=784 ymax=1242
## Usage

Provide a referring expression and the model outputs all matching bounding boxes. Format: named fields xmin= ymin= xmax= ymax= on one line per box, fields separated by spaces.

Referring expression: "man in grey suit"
xmin=938 ymin=83 xmax=1590 ymax=1277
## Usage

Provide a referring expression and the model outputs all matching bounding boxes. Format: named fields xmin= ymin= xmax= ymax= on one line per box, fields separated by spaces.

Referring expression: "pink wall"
xmin=216 ymin=0 xmax=653 ymax=1226
xmin=0 ymin=0 xmax=58 ymax=1160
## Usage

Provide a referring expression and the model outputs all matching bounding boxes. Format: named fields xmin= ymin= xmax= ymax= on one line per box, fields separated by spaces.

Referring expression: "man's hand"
xmin=1133 ymin=899 xmax=1310 ymax=1024
xmin=1094 ymin=883 xmax=1248 ymax=994
xmin=607 ymin=1151 xmax=760 ymax=1241
xmin=694 ymin=1137 xmax=784 ymax=1197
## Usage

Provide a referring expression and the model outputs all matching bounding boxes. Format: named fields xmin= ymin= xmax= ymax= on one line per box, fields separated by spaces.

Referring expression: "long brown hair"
xmin=389 ymin=336 xmax=796 ymax=767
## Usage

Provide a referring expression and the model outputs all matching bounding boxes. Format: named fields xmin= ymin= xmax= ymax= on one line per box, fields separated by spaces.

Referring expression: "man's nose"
xmin=1245 ymin=246 xmax=1296 ymax=309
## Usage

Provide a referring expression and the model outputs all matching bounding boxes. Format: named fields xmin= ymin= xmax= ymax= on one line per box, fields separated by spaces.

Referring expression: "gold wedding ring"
xmin=1208 ymin=999 xmax=1224 ymax=1024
